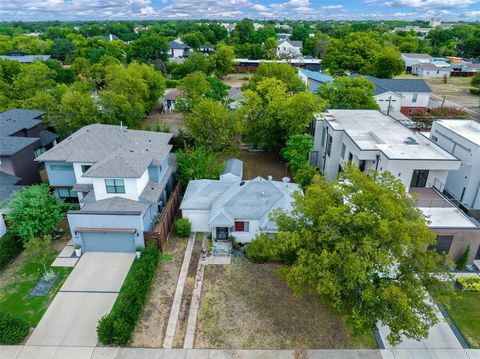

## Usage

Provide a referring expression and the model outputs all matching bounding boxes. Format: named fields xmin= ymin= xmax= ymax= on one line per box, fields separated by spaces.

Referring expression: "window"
xmin=428 ymin=235 xmax=453 ymax=254
xmin=431 ymin=135 xmax=438 ymax=142
xmin=234 ymin=221 xmax=249 ymax=232
xmin=34 ymin=147 xmax=46 ymax=158
xmin=105 ymin=179 xmax=125 ymax=194
xmin=412 ymin=93 xmax=418 ymax=103
xmin=321 ymin=126 xmax=326 ymax=147
xmin=326 ymin=134 xmax=333 ymax=157
xmin=410 ymin=169 xmax=429 ymax=188
xmin=348 ymin=152 xmax=353 ymax=162
xmin=50 ymin=164 xmax=73 ymax=171
xmin=81 ymin=165 xmax=92 ymax=173
xmin=54 ymin=188 xmax=77 ymax=199
xmin=340 ymin=143 xmax=346 ymax=159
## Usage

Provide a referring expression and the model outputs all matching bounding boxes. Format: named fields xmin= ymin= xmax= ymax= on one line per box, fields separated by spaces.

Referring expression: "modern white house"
xmin=311 ymin=110 xmax=480 ymax=263
xmin=351 ymin=75 xmax=432 ymax=117
xmin=36 ymin=124 xmax=177 ymax=252
xmin=277 ymin=39 xmax=302 ymax=58
xmin=180 ymin=164 xmax=300 ymax=243
xmin=430 ymin=120 xmax=480 ymax=217
xmin=401 ymin=53 xmax=434 ymax=73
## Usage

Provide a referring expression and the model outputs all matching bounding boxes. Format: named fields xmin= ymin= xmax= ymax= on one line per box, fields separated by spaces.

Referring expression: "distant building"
xmin=401 ymin=53 xmax=434 ymax=73
xmin=0 ymin=52 xmax=51 ymax=64
xmin=277 ymin=39 xmax=302 ymax=58
xmin=168 ymin=39 xmax=191 ymax=59
xmin=297 ymin=68 xmax=333 ymax=93
xmin=198 ymin=44 xmax=215 ymax=55
xmin=235 ymin=58 xmax=321 ymax=72
xmin=162 ymin=89 xmax=182 ymax=113
xmin=411 ymin=62 xmax=452 ymax=78
xmin=430 ymin=17 xmax=442 ymax=27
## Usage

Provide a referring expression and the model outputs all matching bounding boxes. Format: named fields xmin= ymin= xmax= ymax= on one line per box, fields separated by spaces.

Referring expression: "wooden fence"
xmin=144 ymin=182 xmax=182 ymax=252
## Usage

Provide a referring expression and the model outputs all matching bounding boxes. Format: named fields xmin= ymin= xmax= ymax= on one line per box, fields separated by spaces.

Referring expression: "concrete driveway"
xmin=26 ymin=252 xmax=135 ymax=347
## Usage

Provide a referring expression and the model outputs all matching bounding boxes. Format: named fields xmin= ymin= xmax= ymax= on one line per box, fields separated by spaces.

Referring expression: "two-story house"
xmin=277 ymin=39 xmax=302 ymax=58
xmin=351 ymin=75 xmax=432 ymax=116
xmin=429 ymin=120 xmax=480 ymax=218
xmin=311 ymin=110 xmax=480 ymax=263
xmin=168 ymin=39 xmax=191 ymax=59
xmin=36 ymin=124 xmax=176 ymax=253
xmin=0 ymin=109 xmax=58 ymax=185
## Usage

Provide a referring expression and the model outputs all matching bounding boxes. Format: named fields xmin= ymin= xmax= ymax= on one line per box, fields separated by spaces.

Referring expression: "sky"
xmin=1 ymin=0 xmax=480 ymax=22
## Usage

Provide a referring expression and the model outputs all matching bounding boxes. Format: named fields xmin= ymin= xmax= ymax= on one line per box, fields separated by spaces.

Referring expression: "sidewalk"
xmin=2 ymin=346 xmax=480 ymax=359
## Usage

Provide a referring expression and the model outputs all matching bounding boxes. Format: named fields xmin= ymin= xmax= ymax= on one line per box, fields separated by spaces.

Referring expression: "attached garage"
xmin=78 ymin=229 xmax=136 ymax=253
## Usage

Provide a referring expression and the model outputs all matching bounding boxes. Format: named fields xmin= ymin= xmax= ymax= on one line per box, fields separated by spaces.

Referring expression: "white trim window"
xmin=234 ymin=221 xmax=249 ymax=232
xmin=105 ymin=179 xmax=125 ymax=194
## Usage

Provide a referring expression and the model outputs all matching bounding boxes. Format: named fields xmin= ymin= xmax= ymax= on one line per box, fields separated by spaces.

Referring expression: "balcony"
xmin=409 ymin=187 xmax=452 ymax=208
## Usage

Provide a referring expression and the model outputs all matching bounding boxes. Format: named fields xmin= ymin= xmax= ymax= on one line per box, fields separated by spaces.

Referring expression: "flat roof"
xmin=434 ymin=120 xmax=480 ymax=146
xmin=319 ymin=110 xmax=459 ymax=161
xmin=420 ymin=207 xmax=478 ymax=229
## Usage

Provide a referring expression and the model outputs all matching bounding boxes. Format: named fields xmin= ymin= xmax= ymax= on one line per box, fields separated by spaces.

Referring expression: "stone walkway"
xmin=163 ymin=232 xmax=196 ymax=349
xmin=3 ymin=346 xmax=480 ymax=359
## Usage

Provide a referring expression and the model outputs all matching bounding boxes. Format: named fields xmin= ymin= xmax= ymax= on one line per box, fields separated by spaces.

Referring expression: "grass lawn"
xmin=0 ymin=252 xmax=72 ymax=327
xmin=195 ymin=256 xmax=376 ymax=349
xmin=446 ymin=291 xmax=480 ymax=348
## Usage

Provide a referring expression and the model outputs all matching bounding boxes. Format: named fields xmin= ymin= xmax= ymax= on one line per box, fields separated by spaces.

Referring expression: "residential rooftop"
xmin=222 ymin=158 xmax=243 ymax=177
xmin=0 ymin=172 xmax=23 ymax=203
xmin=36 ymin=124 xmax=173 ymax=178
xmin=401 ymin=53 xmax=434 ymax=59
xmin=0 ymin=54 xmax=51 ymax=63
xmin=298 ymin=68 xmax=333 ymax=83
xmin=351 ymin=74 xmax=432 ymax=95
xmin=318 ymin=110 xmax=459 ymax=161
xmin=434 ymin=120 xmax=480 ymax=146
xmin=0 ymin=109 xmax=44 ymax=136
xmin=420 ymin=207 xmax=478 ymax=229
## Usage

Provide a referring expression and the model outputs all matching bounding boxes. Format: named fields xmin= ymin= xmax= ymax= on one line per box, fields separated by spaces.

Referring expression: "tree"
xmin=127 ymin=33 xmax=169 ymax=64
xmin=281 ymin=134 xmax=314 ymax=172
xmin=248 ymin=165 xmax=452 ymax=345
xmin=317 ymin=77 xmax=379 ymax=110
xmin=456 ymin=244 xmax=471 ymax=270
xmin=290 ymin=24 xmax=310 ymax=43
xmin=302 ymin=33 xmax=331 ymax=58
xmin=50 ymin=38 xmax=75 ymax=62
xmin=293 ymin=162 xmax=318 ymax=189
xmin=371 ymin=47 xmax=404 ymax=79
xmin=6 ymin=184 xmax=63 ymax=244
xmin=245 ymin=63 xmax=305 ymax=93
xmin=176 ymin=72 xmax=229 ymax=112
xmin=210 ymin=45 xmax=235 ymax=78
xmin=233 ymin=19 xmax=255 ymax=44
xmin=470 ymin=73 xmax=480 ymax=95
xmin=24 ymin=235 xmax=53 ymax=275
xmin=176 ymin=147 xmax=224 ymax=187
xmin=186 ymin=98 xmax=241 ymax=151
xmin=171 ymin=52 xmax=211 ymax=78
xmin=12 ymin=62 xmax=56 ymax=100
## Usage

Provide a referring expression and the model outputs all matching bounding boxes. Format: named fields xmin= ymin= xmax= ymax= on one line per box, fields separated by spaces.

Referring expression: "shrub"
xmin=246 ymin=234 xmax=276 ymax=263
xmin=0 ymin=232 xmax=24 ymax=271
xmin=175 ymin=218 xmax=191 ymax=238
xmin=97 ymin=244 xmax=159 ymax=345
xmin=0 ymin=312 xmax=30 ymax=344
xmin=229 ymin=235 xmax=240 ymax=250
xmin=456 ymin=244 xmax=470 ymax=270
xmin=457 ymin=276 xmax=480 ymax=291
xmin=165 ymin=79 xmax=180 ymax=88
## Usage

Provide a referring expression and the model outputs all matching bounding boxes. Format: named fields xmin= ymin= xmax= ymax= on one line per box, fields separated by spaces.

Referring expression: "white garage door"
xmin=81 ymin=232 xmax=136 ymax=252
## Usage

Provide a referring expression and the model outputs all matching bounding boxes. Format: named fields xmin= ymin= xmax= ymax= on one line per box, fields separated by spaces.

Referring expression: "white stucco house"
xmin=180 ymin=174 xmax=300 ymax=243
xmin=277 ymin=39 xmax=302 ymax=58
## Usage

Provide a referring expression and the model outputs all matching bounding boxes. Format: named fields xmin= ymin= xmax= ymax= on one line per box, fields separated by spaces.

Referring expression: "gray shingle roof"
xmin=80 ymin=196 xmax=150 ymax=215
xmin=169 ymin=40 xmax=190 ymax=50
xmin=39 ymin=130 xmax=58 ymax=146
xmin=0 ymin=136 xmax=39 ymax=156
xmin=287 ymin=40 xmax=303 ymax=48
xmin=0 ymin=171 xmax=23 ymax=203
xmin=351 ymin=74 xmax=432 ymax=95
xmin=222 ymin=158 xmax=243 ymax=177
xmin=401 ymin=53 xmax=433 ymax=59
xmin=0 ymin=109 xmax=44 ymax=137
xmin=36 ymin=124 xmax=173 ymax=178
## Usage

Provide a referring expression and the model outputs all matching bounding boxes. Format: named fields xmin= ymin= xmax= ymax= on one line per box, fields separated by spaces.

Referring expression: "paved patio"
xmin=26 ymin=252 xmax=135 ymax=347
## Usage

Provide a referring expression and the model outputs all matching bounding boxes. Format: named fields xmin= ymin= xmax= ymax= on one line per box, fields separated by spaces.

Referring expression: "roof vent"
xmin=239 ymin=181 xmax=245 ymax=186
xmin=282 ymin=177 xmax=291 ymax=187
xmin=129 ymin=149 xmax=134 ymax=152
xmin=404 ymin=136 xmax=418 ymax=145
xmin=267 ymin=175 xmax=273 ymax=181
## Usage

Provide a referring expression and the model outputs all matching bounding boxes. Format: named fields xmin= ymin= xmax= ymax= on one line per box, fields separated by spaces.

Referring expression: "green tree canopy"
xmin=127 ymin=33 xmax=169 ymax=64
xmin=281 ymin=134 xmax=314 ymax=172
xmin=210 ymin=45 xmax=235 ymax=78
xmin=5 ymin=184 xmax=64 ymax=244
xmin=248 ymin=165 xmax=452 ymax=345
xmin=176 ymin=146 xmax=224 ymax=187
xmin=186 ymin=98 xmax=241 ymax=152
xmin=317 ymin=77 xmax=379 ymax=110
xmin=244 ymin=63 xmax=305 ymax=93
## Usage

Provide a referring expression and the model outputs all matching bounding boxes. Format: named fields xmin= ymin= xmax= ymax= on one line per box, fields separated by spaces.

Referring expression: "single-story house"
xmin=411 ymin=62 xmax=452 ymax=78
xmin=162 ymin=89 xmax=182 ymax=113
xmin=401 ymin=53 xmax=433 ymax=73
xmin=180 ymin=176 xmax=300 ymax=243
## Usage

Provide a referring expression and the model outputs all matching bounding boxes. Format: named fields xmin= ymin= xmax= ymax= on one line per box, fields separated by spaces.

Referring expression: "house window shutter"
xmin=235 ymin=221 xmax=244 ymax=232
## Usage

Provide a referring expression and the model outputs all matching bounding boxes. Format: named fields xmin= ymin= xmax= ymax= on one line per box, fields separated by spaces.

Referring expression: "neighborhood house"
xmin=36 ymin=124 xmax=176 ymax=252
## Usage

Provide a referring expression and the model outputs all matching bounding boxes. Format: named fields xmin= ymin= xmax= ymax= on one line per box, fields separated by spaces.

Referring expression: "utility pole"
xmin=441 ymin=96 xmax=446 ymax=108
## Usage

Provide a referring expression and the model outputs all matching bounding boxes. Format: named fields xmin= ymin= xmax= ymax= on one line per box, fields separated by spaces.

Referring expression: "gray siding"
xmin=67 ymin=212 xmax=145 ymax=250
xmin=142 ymin=204 xmax=157 ymax=232
xmin=45 ymin=161 xmax=76 ymax=186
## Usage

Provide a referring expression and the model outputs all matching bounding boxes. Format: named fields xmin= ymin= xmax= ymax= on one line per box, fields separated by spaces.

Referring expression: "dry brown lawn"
xmin=219 ymin=150 xmax=292 ymax=182
xmin=195 ymin=257 xmax=377 ymax=349
xmin=222 ymin=73 xmax=252 ymax=88
xmin=130 ymin=231 xmax=188 ymax=347
xmin=143 ymin=101 xmax=186 ymax=134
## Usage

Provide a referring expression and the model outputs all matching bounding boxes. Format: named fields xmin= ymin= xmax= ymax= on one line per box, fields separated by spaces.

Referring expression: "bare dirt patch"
xmin=220 ymin=150 xmax=292 ymax=181
xmin=143 ymin=101 xmax=186 ymax=134
xmin=195 ymin=257 xmax=376 ymax=349
xmin=130 ymin=231 xmax=188 ymax=348
xmin=222 ymin=73 xmax=252 ymax=88
xmin=425 ymin=77 xmax=479 ymax=111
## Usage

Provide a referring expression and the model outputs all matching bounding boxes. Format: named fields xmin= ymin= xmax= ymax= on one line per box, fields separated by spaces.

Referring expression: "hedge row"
xmin=458 ymin=276 xmax=480 ymax=291
xmin=97 ymin=244 xmax=159 ymax=345
xmin=0 ymin=232 xmax=24 ymax=272
xmin=0 ymin=312 xmax=30 ymax=344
